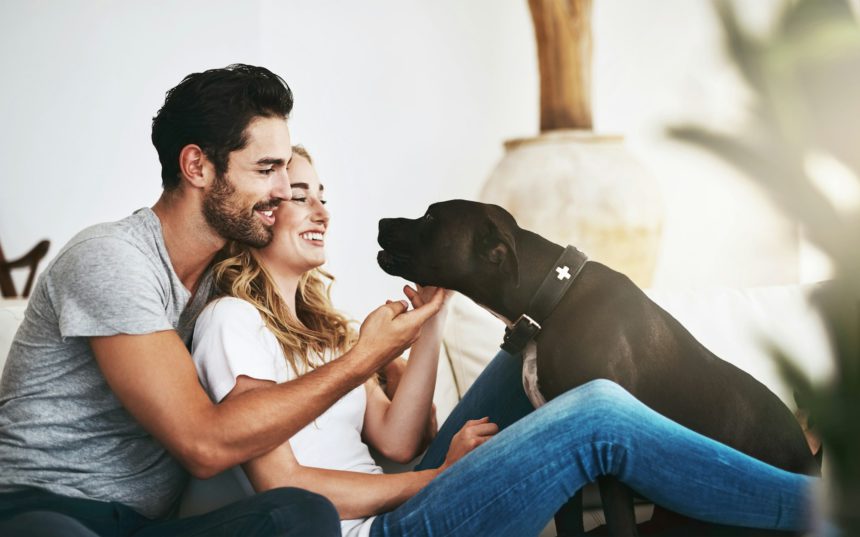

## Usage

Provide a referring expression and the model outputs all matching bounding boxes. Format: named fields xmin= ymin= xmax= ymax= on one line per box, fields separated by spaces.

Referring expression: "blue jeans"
xmin=0 ymin=486 xmax=340 ymax=537
xmin=370 ymin=351 xmax=815 ymax=537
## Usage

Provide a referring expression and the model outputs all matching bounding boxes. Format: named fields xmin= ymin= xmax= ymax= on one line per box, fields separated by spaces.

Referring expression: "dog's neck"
xmin=495 ymin=229 xmax=565 ymax=322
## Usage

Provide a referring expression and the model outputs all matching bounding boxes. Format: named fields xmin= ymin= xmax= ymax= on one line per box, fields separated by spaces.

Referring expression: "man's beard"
xmin=202 ymin=174 xmax=278 ymax=248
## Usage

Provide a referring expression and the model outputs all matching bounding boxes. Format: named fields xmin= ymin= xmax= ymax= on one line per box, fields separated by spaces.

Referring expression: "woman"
xmin=191 ymin=146 xmax=815 ymax=537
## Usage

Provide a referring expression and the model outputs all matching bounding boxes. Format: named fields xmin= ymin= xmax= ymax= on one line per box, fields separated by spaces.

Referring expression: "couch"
xmin=0 ymin=283 xmax=833 ymax=534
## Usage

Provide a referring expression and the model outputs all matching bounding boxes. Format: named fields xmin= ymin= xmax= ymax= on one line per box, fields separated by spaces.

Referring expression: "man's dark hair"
xmin=151 ymin=64 xmax=294 ymax=189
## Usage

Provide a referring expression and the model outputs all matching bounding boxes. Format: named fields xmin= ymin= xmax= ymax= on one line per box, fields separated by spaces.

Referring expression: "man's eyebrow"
xmin=255 ymin=157 xmax=286 ymax=166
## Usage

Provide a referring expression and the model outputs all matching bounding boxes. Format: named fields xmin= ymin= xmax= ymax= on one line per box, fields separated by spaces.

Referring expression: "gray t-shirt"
xmin=0 ymin=208 xmax=212 ymax=518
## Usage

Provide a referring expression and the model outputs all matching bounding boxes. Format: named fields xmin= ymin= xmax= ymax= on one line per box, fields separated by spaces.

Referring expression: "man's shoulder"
xmin=46 ymin=209 xmax=163 ymax=273
xmin=23 ymin=208 xmax=179 ymax=339
xmin=63 ymin=208 xmax=160 ymax=255
xmin=33 ymin=208 xmax=170 ymax=306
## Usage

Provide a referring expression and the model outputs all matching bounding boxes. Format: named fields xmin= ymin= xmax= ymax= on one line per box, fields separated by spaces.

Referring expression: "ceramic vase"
xmin=480 ymin=129 xmax=663 ymax=287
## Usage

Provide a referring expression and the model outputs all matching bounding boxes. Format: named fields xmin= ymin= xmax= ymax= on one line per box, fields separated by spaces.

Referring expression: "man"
xmin=0 ymin=64 xmax=444 ymax=537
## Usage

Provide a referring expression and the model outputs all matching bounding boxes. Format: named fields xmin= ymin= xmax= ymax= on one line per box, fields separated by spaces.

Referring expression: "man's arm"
xmin=233 ymin=376 xmax=491 ymax=520
xmin=90 ymin=291 xmax=445 ymax=479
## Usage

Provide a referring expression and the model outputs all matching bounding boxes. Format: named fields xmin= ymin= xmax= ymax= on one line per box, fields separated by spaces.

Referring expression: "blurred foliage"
xmin=671 ymin=0 xmax=860 ymax=532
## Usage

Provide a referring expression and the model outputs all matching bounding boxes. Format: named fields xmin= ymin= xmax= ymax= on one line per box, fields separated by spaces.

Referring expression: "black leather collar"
xmin=501 ymin=246 xmax=588 ymax=355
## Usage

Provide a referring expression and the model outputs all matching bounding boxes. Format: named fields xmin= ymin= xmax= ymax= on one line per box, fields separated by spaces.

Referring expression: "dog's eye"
xmin=424 ymin=213 xmax=434 ymax=222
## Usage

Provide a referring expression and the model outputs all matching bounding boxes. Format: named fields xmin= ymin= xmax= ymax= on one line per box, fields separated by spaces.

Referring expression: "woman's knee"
xmin=547 ymin=378 xmax=644 ymax=431
xmin=559 ymin=378 xmax=635 ymax=410
xmin=576 ymin=378 xmax=630 ymax=398
xmin=254 ymin=487 xmax=340 ymax=536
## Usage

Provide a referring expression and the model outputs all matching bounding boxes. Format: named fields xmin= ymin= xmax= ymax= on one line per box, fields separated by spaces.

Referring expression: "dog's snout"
xmin=378 ymin=218 xmax=393 ymax=234
xmin=377 ymin=218 xmax=395 ymax=248
xmin=377 ymin=217 xmax=416 ymax=250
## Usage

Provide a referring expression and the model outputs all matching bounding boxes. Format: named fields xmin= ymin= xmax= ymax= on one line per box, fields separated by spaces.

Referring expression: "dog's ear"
xmin=480 ymin=215 xmax=520 ymax=286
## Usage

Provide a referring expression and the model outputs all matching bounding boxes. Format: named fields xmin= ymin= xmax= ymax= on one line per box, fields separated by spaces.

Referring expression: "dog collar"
xmin=501 ymin=245 xmax=588 ymax=355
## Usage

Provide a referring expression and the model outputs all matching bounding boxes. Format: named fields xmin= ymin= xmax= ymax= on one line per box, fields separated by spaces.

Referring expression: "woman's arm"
xmin=231 ymin=375 xmax=496 ymax=520
xmin=377 ymin=357 xmax=438 ymax=444
xmin=244 ymin=432 xmax=439 ymax=520
xmin=362 ymin=286 xmax=450 ymax=462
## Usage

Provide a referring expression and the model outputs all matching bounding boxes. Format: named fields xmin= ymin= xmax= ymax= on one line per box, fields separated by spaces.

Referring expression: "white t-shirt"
xmin=191 ymin=297 xmax=380 ymax=537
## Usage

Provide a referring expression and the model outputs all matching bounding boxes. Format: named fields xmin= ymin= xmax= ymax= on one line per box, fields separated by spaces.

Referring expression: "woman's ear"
xmin=178 ymin=144 xmax=212 ymax=189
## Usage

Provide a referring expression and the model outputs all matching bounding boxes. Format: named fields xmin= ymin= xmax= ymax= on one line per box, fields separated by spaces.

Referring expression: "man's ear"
xmin=178 ymin=144 xmax=212 ymax=189
xmin=480 ymin=218 xmax=520 ymax=287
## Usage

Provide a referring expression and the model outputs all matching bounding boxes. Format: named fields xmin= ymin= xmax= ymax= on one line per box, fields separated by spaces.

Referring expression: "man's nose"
xmin=272 ymin=169 xmax=291 ymax=200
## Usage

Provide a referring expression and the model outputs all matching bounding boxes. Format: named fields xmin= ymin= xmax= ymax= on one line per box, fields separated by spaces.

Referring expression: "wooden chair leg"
xmin=554 ymin=488 xmax=585 ymax=536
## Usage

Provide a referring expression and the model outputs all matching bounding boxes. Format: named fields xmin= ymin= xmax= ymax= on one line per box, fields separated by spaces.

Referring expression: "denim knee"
xmin=554 ymin=378 xmax=636 ymax=414
xmin=576 ymin=378 xmax=632 ymax=399
xmin=255 ymin=487 xmax=340 ymax=537
xmin=543 ymin=378 xmax=644 ymax=441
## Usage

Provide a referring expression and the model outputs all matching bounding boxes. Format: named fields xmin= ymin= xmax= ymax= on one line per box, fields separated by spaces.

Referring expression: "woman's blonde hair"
xmin=292 ymin=144 xmax=312 ymax=164
xmin=212 ymin=146 xmax=356 ymax=375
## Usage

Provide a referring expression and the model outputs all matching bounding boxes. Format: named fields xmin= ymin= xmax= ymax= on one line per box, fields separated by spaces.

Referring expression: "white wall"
xmin=0 ymin=0 xmax=266 ymax=288
xmin=1 ymin=0 xmax=811 ymax=320
xmin=259 ymin=0 xmax=538 ymax=317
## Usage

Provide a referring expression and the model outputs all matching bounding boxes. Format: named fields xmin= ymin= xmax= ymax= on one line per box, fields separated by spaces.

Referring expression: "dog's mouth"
xmin=377 ymin=249 xmax=412 ymax=276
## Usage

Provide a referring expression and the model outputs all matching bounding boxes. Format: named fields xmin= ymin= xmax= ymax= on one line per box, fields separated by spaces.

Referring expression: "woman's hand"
xmin=441 ymin=417 xmax=499 ymax=471
xmin=403 ymin=285 xmax=453 ymax=315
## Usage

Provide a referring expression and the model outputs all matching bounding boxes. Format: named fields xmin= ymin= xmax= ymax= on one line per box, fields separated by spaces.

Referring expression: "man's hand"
xmin=354 ymin=287 xmax=445 ymax=370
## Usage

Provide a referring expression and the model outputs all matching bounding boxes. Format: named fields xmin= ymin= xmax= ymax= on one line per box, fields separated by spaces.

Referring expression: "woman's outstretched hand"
xmin=403 ymin=285 xmax=453 ymax=311
xmin=440 ymin=417 xmax=499 ymax=471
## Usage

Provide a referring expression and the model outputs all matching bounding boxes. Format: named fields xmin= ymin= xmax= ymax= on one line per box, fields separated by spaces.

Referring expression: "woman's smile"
xmin=257 ymin=150 xmax=330 ymax=278
xmin=299 ymin=230 xmax=325 ymax=245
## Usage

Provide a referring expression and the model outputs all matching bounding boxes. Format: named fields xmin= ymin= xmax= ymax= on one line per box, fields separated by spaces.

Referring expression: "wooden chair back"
xmin=0 ymin=239 xmax=50 ymax=298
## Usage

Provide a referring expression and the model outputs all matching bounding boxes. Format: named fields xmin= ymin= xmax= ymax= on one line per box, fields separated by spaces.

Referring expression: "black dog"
xmin=378 ymin=199 xmax=817 ymax=536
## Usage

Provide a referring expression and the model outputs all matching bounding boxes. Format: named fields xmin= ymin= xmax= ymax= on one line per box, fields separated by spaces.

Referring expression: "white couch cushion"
xmin=439 ymin=295 xmax=506 ymax=399
xmin=0 ymin=299 xmax=28 ymax=375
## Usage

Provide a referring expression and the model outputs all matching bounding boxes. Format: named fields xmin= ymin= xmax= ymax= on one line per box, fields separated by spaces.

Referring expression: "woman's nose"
xmin=312 ymin=200 xmax=330 ymax=224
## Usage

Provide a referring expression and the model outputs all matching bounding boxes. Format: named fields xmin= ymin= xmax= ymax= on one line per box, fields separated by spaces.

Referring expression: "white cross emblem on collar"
xmin=556 ymin=265 xmax=571 ymax=281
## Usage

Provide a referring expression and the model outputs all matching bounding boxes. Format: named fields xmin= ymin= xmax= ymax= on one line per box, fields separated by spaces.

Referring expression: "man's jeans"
xmin=370 ymin=351 xmax=814 ymax=537
xmin=0 ymin=486 xmax=340 ymax=537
